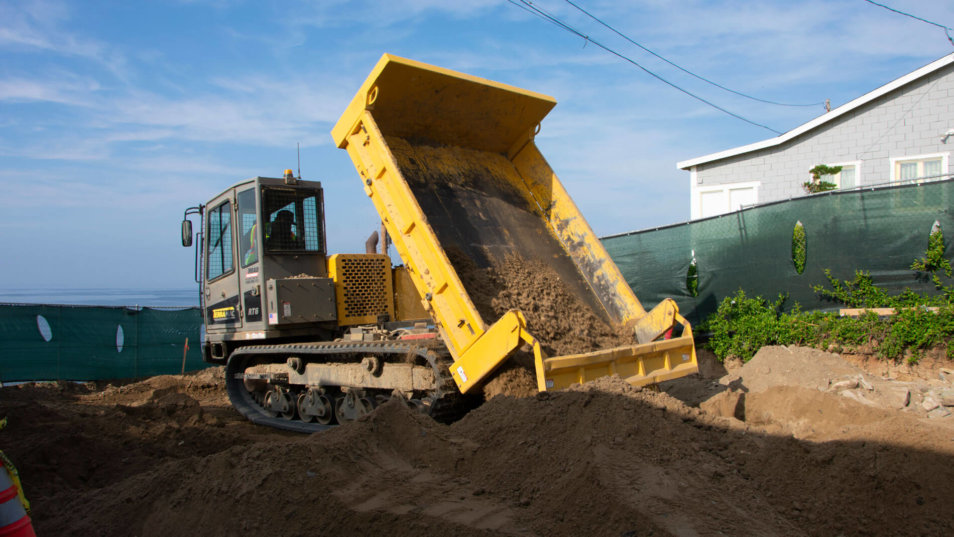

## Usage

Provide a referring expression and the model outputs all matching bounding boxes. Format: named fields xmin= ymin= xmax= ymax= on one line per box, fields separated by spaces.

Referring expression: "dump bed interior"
xmin=333 ymin=54 xmax=697 ymax=393
xmin=388 ymin=139 xmax=610 ymax=327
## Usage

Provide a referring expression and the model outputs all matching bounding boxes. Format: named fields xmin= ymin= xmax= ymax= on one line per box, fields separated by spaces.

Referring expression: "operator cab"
xmin=182 ymin=171 xmax=334 ymax=362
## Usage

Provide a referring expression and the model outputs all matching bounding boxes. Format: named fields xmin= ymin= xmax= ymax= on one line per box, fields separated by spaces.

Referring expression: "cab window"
xmin=207 ymin=201 xmax=234 ymax=280
xmin=237 ymin=189 xmax=258 ymax=266
xmin=262 ymin=188 xmax=323 ymax=253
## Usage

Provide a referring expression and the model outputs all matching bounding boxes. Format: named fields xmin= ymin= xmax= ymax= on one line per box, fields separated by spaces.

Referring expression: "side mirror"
xmin=181 ymin=219 xmax=193 ymax=247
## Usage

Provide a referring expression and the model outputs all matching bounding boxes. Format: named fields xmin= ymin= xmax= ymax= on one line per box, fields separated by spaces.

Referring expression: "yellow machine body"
xmin=332 ymin=54 xmax=697 ymax=393
xmin=327 ymin=254 xmax=394 ymax=326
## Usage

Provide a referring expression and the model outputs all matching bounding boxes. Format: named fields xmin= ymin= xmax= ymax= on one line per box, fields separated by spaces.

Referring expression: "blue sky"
xmin=2 ymin=0 xmax=953 ymax=291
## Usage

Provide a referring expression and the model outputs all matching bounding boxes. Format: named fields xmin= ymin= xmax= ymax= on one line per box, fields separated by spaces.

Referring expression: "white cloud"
xmin=0 ymin=157 xmax=245 ymax=212
xmin=0 ymin=73 xmax=100 ymax=105
xmin=0 ymin=0 xmax=123 ymax=72
xmin=2 ymin=0 xmax=954 ymax=290
xmin=291 ymin=0 xmax=505 ymax=29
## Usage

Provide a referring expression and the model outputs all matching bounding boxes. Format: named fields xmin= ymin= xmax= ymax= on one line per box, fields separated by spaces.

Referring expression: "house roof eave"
xmin=676 ymin=52 xmax=954 ymax=171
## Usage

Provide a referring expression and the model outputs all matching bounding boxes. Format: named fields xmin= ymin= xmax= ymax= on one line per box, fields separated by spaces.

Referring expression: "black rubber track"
xmin=225 ymin=341 xmax=452 ymax=433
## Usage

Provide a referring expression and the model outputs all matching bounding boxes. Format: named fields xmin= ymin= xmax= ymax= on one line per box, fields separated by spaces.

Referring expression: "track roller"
xmin=298 ymin=389 xmax=335 ymax=425
xmin=263 ymin=386 xmax=296 ymax=420
xmin=335 ymin=390 xmax=374 ymax=422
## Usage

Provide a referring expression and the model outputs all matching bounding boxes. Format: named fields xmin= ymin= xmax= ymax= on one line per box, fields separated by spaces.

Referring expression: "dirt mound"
xmin=724 ymin=345 xmax=861 ymax=393
xmin=720 ymin=346 xmax=954 ymax=422
xmin=87 ymin=367 xmax=227 ymax=406
xmin=5 ymin=348 xmax=954 ymax=536
xmin=481 ymin=361 xmax=538 ymax=400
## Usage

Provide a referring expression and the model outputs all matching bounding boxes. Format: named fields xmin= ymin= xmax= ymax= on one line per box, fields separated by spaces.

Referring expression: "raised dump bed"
xmin=332 ymin=54 xmax=697 ymax=393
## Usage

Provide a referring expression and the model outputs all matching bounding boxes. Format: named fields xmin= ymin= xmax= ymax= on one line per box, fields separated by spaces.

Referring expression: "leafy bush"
xmin=802 ymin=180 xmax=838 ymax=194
xmin=812 ymin=269 xmax=896 ymax=308
xmin=911 ymin=224 xmax=952 ymax=302
xmin=686 ymin=260 xmax=699 ymax=297
xmin=703 ymin=290 xmax=954 ymax=362
xmin=803 ymin=164 xmax=842 ymax=194
xmin=703 ymin=291 xmax=785 ymax=362
xmin=703 ymin=236 xmax=954 ymax=362
xmin=792 ymin=222 xmax=806 ymax=274
xmin=910 ymin=225 xmax=951 ymax=278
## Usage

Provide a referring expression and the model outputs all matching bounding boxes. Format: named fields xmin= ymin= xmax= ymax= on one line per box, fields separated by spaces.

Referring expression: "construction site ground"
xmin=4 ymin=346 xmax=954 ymax=536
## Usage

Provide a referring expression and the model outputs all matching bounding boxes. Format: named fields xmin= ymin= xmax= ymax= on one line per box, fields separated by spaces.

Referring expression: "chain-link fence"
xmin=0 ymin=304 xmax=205 ymax=382
xmin=603 ymin=178 xmax=954 ymax=325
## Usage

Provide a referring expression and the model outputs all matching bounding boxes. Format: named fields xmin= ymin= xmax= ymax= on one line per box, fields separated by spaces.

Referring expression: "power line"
xmin=508 ymin=0 xmax=784 ymax=135
xmin=862 ymin=0 xmax=954 ymax=46
xmin=563 ymin=0 xmax=825 ymax=108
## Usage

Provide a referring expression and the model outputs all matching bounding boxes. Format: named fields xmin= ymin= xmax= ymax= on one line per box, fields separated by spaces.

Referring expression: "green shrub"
xmin=703 ymin=222 xmax=954 ymax=362
xmin=686 ymin=260 xmax=699 ymax=297
xmin=803 ymin=164 xmax=842 ymax=194
xmin=911 ymin=224 xmax=952 ymax=297
xmin=812 ymin=269 xmax=895 ymax=307
xmin=704 ymin=291 xmax=789 ymax=362
xmin=792 ymin=222 xmax=806 ymax=274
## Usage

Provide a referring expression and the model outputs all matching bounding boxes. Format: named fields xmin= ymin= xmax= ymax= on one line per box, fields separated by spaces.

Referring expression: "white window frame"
xmin=691 ymin=178 xmax=761 ymax=220
xmin=889 ymin=152 xmax=949 ymax=183
xmin=820 ymin=160 xmax=862 ymax=189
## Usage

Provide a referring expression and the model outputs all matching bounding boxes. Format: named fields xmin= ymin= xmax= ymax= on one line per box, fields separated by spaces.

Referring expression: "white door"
xmin=699 ymin=190 xmax=727 ymax=218
xmin=728 ymin=187 xmax=756 ymax=212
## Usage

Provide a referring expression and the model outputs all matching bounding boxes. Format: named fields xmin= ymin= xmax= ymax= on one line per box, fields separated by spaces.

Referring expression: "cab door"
xmin=203 ymin=190 xmax=243 ymax=331
xmin=236 ymin=186 xmax=264 ymax=330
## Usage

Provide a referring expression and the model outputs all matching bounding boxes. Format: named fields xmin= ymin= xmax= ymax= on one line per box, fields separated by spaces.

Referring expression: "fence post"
xmin=55 ymin=307 xmax=61 ymax=381
xmin=135 ymin=307 xmax=141 ymax=378
xmin=181 ymin=337 xmax=189 ymax=375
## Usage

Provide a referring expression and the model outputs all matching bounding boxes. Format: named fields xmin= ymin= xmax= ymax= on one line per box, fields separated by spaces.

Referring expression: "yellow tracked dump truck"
xmin=181 ymin=54 xmax=698 ymax=432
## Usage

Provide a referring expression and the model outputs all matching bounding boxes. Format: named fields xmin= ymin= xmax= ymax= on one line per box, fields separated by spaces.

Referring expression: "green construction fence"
xmin=0 ymin=305 xmax=206 ymax=382
xmin=603 ymin=178 xmax=954 ymax=326
xmin=4 ymin=179 xmax=952 ymax=381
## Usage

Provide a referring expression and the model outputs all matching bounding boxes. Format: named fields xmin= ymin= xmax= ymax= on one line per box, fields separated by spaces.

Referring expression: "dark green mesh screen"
xmin=603 ymin=179 xmax=954 ymax=325
xmin=0 ymin=305 xmax=206 ymax=382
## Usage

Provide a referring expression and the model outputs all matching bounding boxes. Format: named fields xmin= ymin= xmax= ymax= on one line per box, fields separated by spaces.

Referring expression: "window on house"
xmin=840 ymin=166 xmax=856 ymax=188
xmin=696 ymin=182 xmax=759 ymax=219
xmin=729 ymin=186 xmax=757 ymax=210
xmin=817 ymin=163 xmax=858 ymax=189
xmin=699 ymin=190 xmax=726 ymax=218
xmin=892 ymin=154 xmax=947 ymax=183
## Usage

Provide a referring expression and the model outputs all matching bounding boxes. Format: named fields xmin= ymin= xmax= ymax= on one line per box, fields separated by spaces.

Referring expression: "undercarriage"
xmin=224 ymin=338 xmax=479 ymax=433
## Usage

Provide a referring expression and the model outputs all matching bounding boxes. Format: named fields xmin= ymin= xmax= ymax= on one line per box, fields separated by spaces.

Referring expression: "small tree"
xmin=803 ymin=164 xmax=841 ymax=194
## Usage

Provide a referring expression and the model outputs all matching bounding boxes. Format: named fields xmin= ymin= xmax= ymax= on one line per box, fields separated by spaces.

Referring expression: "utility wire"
xmin=508 ymin=0 xmax=784 ymax=135
xmin=563 ymin=0 xmax=825 ymax=108
xmin=862 ymin=0 xmax=954 ymax=46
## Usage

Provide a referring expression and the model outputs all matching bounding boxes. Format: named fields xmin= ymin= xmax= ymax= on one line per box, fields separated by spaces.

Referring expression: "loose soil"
xmin=4 ymin=346 xmax=954 ymax=536
xmin=449 ymin=250 xmax=632 ymax=356
xmin=451 ymin=250 xmax=632 ymax=400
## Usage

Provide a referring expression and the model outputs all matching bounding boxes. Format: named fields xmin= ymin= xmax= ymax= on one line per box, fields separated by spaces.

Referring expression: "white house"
xmin=678 ymin=53 xmax=954 ymax=220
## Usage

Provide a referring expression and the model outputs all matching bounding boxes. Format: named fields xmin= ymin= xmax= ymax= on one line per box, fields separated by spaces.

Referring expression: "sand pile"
xmin=4 ymin=348 xmax=954 ymax=536
xmin=449 ymin=250 xmax=634 ymax=399
xmin=450 ymin=251 xmax=631 ymax=356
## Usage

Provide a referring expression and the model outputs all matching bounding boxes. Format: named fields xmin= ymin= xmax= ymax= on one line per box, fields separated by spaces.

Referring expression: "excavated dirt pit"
xmin=4 ymin=346 xmax=954 ymax=536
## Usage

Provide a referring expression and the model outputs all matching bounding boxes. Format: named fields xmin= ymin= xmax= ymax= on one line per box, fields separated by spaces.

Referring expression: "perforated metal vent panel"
xmin=329 ymin=254 xmax=394 ymax=326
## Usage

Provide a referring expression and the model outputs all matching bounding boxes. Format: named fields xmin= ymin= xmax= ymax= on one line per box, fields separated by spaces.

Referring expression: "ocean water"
xmin=0 ymin=288 xmax=200 ymax=308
